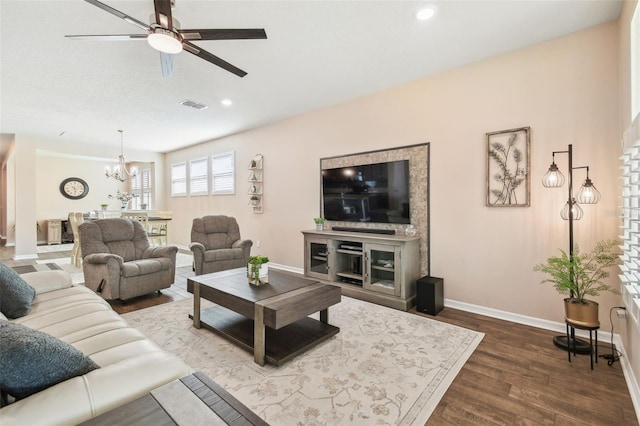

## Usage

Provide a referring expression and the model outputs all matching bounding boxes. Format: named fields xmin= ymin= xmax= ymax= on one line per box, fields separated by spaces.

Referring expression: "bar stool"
xmin=565 ymin=319 xmax=599 ymax=370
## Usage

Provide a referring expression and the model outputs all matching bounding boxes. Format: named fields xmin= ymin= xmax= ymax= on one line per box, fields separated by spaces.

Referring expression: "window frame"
xmin=130 ymin=167 xmax=152 ymax=209
xmin=189 ymin=157 xmax=209 ymax=196
xmin=211 ymin=151 xmax=235 ymax=195
xmin=171 ymin=162 xmax=188 ymax=197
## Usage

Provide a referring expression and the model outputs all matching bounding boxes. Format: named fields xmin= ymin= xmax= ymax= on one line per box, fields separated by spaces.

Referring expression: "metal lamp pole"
xmin=543 ymin=144 xmax=591 ymax=353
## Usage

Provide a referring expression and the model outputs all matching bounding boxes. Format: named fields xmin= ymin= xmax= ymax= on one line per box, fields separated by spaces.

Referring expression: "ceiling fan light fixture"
xmin=148 ymin=28 xmax=183 ymax=54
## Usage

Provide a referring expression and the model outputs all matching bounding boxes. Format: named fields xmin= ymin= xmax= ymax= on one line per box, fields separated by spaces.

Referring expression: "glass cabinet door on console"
xmin=306 ymin=238 xmax=330 ymax=280
xmin=334 ymin=241 xmax=364 ymax=287
xmin=365 ymin=243 xmax=400 ymax=297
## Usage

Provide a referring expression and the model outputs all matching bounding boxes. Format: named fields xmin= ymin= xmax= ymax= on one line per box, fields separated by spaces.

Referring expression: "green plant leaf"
xmin=533 ymin=240 xmax=620 ymax=303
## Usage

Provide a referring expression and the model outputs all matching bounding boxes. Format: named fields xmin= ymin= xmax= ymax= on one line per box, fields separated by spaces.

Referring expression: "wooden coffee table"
xmin=187 ymin=268 xmax=341 ymax=366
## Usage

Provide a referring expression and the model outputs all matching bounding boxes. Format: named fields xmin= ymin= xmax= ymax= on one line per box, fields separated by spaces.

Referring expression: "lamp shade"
xmin=560 ymin=199 xmax=583 ymax=221
xmin=576 ymin=178 xmax=601 ymax=204
xmin=542 ymin=162 xmax=565 ymax=188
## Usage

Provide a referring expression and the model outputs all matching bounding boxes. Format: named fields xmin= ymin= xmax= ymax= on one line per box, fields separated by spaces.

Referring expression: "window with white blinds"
xmin=620 ymin=3 xmax=640 ymax=332
xmin=211 ymin=151 xmax=235 ymax=195
xmin=131 ymin=167 xmax=151 ymax=209
xmin=171 ymin=162 xmax=187 ymax=196
xmin=190 ymin=158 xmax=209 ymax=195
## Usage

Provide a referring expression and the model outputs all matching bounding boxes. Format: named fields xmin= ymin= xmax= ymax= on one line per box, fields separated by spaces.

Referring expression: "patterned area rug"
xmin=34 ymin=259 xmax=84 ymax=284
xmin=123 ymin=297 xmax=483 ymax=425
xmin=11 ymin=263 xmax=62 ymax=274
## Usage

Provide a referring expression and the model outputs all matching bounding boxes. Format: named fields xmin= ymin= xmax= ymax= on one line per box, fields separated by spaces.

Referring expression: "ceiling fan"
xmin=66 ymin=0 xmax=267 ymax=77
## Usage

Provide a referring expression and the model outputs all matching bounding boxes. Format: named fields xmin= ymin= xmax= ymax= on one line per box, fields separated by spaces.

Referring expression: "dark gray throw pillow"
xmin=0 ymin=320 xmax=100 ymax=400
xmin=0 ymin=263 xmax=36 ymax=319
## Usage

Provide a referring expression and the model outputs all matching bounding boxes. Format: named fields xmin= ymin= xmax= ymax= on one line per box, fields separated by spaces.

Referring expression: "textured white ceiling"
xmin=0 ymin=0 xmax=623 ymax=154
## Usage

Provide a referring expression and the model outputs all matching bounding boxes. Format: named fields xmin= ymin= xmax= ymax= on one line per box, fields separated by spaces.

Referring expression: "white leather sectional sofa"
xmin=0 ymin=270 xmax=191 ymax=426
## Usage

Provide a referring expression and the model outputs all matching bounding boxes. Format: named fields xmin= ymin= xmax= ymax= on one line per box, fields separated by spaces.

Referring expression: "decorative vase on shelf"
xmin=405 ymin=224 xmax=416 ymax=236
xmin=121 ymin=201 xmax=129 ymax=210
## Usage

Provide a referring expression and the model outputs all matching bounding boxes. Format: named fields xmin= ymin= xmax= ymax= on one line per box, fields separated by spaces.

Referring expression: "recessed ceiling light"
xmin=416 ymin=5 xmax=436 ymax=21
xmin=221 ymin=99 xmax=232 ymax=106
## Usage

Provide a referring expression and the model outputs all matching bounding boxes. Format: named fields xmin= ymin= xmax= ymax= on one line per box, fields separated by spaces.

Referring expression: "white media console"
xmin=302 ymin=229 xmax=421 ymax=311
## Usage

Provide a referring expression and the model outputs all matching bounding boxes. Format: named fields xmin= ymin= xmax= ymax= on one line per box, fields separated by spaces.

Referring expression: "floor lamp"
xmin=542 ymin=144 xmax=601 ymax=352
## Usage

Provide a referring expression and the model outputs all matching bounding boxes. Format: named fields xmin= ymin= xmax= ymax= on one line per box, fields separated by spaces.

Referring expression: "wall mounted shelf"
xmin=248 ymin=154 xmax=263 ymax=214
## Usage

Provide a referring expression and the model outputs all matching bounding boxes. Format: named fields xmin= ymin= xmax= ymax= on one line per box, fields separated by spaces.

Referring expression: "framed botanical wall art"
xmin=486 ymin=126 xmax=530 ymax=207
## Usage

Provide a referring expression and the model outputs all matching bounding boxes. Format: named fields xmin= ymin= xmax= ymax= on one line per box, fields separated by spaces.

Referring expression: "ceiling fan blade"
xmin=180 ymin=29 xmax=267 ymax=41
xmin=65 ymin=34 xmax=148 ymax=41
xmin=160 ymin=52 xmax=174 ymax=77
xmin=183 ymin=41 xmax=247 ymax=77
xmin=153 ymin=0 xmax=174 ymax=29
xmin=84 ymin=0 xmax=150 ymax=31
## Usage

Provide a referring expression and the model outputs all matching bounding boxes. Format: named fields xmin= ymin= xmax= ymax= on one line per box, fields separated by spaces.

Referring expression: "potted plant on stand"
xmin=247 ymin=255 xmax=269 ymax=286
xmin=314 ymin=217 xmax=326 ymax=231
xmin=533 ymin=239 xmax=620 ymax=327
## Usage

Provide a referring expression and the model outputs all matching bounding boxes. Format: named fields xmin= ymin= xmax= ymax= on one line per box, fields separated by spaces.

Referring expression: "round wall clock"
xmin=59 ymin=177 xmax=89 ymax=200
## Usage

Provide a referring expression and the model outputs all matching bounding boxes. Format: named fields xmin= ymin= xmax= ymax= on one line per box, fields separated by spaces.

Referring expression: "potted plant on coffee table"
xmin=533 ymin=239 xmax=619 ymax=327
xmin=247 ymin=255 xmax=269 ymax=286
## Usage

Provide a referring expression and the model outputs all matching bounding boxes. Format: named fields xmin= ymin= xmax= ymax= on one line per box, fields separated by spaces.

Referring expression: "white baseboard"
xmin=12 ymin=253 xmax=38 ymax=260
xmin=268 ymin=263 xmax=303 ymax=275
xmin=619 ymin=345 xmax=640 ymax=424
xmin=445 ymin=298 xmax=640 ymax=423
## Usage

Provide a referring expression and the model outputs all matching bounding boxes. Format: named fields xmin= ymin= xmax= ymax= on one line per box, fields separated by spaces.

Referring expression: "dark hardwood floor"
xmin=422 ymin=308 xmax=637 ymax=425
xmin=2 ymin=245 xmax=637 ymax=425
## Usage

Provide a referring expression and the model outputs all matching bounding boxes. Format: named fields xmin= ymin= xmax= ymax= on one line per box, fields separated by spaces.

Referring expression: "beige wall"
xmin=166 ymin=20 xmax=621 ymax=322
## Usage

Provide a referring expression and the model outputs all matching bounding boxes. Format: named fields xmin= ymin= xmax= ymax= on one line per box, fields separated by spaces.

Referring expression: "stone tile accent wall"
xmin=320 ymin=143 xmax=430 ymax=275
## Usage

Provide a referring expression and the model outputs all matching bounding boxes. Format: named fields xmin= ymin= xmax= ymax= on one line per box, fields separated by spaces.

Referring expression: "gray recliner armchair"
xmin=190 ymin=215 xmax=253 ymax=275
xmin=79 ymin=218 xmax=178 ymax=301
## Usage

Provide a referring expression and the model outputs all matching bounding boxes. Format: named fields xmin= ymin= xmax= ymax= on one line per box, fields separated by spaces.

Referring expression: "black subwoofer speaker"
xmin=416 ymin=276 xmax=444 ymax=316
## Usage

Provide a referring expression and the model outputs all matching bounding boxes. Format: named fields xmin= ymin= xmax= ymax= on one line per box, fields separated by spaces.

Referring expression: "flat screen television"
xmin=322 ymin=160 xmax=410 ymax=224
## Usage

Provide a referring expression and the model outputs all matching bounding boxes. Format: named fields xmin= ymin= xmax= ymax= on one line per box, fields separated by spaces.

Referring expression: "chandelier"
xmin=105 ymin=130 xmax=137 ymax=182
